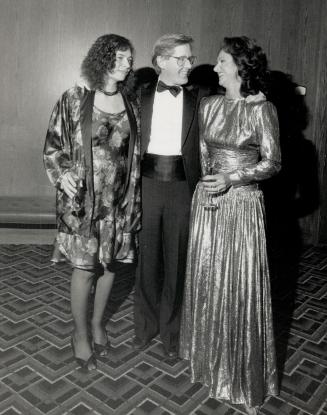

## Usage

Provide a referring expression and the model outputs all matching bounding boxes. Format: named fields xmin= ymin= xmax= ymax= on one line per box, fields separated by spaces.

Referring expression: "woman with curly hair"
xmin=44 ymin=34 xmax=141 ymax=371
xmin=180 ymin=37 xmax=280 ymax=413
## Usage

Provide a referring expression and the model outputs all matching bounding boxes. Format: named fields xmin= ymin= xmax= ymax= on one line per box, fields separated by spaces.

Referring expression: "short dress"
xmin=56 ymin=106 xmax=132 ymax=269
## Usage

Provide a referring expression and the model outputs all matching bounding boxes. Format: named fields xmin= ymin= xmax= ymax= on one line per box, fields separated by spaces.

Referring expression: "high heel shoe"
xmin=244 ymin=405 xmax=260 ymax=414
xmin=93 ymin=332 xmax=111 ymax=357
xmin=70 ymin=337 xmax=97 ymax=372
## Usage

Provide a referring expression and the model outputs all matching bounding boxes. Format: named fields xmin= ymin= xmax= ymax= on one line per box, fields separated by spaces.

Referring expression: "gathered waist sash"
xmin=207 ymin=146 xmax=259 ymax=174
xmin=142 ymin=153 xmax=186 ymax=181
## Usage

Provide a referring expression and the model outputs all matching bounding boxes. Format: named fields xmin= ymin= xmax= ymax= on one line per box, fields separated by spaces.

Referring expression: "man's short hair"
xmin=152 ymin=33 xmax=193 ymax=74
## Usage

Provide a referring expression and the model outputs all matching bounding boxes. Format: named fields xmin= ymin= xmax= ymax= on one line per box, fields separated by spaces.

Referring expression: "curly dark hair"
xmin=221 ymin=36 xmax=269 ymax=97
xmin=81 ymin=34 xmax=135 ymax=96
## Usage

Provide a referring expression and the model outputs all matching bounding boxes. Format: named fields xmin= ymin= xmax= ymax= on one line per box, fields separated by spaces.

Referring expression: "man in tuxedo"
xmin=133 ymin=33 xmax=206 ymax=358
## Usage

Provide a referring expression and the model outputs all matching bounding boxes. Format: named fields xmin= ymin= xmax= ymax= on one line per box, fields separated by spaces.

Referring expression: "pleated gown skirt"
xmin=179 ymin=183 xmax=278 ymax=407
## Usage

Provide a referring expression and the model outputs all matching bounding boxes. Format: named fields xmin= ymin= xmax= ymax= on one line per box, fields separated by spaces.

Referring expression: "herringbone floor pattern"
xmin=0 ymin=244 xmax=326 ymax=415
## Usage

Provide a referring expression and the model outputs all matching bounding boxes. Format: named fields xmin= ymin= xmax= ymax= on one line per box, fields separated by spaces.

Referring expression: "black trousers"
xmin=134 ymin=176 xmax=192 ymax=351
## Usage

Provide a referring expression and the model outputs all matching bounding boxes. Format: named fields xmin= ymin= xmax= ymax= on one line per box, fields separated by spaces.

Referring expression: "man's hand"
xmin=246 ymin=91 xmax=266 ymax=103
xmin=201 ymin=173 xmax=231 ymax=193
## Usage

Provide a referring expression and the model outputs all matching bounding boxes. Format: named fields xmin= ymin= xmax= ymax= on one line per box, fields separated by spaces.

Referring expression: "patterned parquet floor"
xmin=0 ymin=244 xmax=326 ymax=415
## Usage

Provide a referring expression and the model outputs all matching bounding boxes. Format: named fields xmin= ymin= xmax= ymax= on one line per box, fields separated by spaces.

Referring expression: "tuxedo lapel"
xmin=181 ymin=87 xmax=197 ymax=148
xmin=121 ymin=90 xmax=137 ymax=196
xmin=140 ymin=84 xmax=156 ymax=155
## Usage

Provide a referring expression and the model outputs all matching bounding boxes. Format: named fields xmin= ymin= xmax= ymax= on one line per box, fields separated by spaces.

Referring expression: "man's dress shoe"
xmin=132 ymin=336 xmax=152 ymax=351
xmin=164 ymin=346 xmax=178 ymax=359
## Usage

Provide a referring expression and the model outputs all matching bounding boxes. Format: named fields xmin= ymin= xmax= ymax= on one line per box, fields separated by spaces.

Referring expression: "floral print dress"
xmin=44 ymin=86 xmax=141 ymax=269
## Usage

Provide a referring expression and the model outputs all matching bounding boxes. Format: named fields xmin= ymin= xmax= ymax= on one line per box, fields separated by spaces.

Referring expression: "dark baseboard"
xmin=0 ymin=223 xmax=56 ymax=229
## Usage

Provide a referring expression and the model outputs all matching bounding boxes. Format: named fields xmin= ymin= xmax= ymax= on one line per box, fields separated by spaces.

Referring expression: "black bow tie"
xmin=157 ymin=80 xmax=182 ymax=97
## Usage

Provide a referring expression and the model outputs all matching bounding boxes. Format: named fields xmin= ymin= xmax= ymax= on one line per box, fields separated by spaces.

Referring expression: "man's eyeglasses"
xmin=165 ymin=55 xmax=197 ymax=66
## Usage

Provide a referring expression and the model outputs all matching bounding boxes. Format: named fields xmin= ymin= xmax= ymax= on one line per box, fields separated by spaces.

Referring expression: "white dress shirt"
xmin=147 ymin=85 xmax=184 ymax=155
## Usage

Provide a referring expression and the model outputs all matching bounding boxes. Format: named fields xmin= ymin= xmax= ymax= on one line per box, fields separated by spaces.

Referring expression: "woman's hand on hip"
xmin=201 ymin=173 xmax=231 ymax=193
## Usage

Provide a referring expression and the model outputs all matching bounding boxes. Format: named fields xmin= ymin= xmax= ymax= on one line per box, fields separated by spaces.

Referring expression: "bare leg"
xmin=70 ymin=267 xmax=96 ymax=369
xmin=91 ymin=268 xmax=115 ymax=348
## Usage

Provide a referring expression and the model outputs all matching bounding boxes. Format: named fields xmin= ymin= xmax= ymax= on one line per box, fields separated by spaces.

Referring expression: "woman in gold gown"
xmin=179 ymin=37 xmax=281 ymax=414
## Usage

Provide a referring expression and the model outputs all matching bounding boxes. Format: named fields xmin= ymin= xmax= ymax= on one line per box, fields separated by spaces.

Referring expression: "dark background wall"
xmin=0 ymin=0 xmax=326 ymax=244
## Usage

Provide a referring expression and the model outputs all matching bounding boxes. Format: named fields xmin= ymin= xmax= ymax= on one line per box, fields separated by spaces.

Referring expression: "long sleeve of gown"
xmin=229 ymin=102 xmax=281 ymax=185
xmin=43 ymin=92 xmax=74 ymax=189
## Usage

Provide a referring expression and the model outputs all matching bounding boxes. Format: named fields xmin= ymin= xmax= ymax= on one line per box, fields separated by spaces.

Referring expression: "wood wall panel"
xmin=0 ymin=0 xmax=325 ymax=243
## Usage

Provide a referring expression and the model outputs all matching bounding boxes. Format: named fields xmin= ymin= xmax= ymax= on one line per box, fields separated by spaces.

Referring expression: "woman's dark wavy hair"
xmin=81 ymin=34 xmax=135 ymax=98
xmin=221 ymin=36 xmax=269 ymax=97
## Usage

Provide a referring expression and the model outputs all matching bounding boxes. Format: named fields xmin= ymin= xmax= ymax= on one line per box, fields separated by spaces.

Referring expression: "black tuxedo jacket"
xmin=139 ymin=82 xmax=206 ymax=194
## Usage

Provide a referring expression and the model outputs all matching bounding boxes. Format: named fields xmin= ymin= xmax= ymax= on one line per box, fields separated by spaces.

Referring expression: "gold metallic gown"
xmin=179 ymin=95 xmax=281 ymax=407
